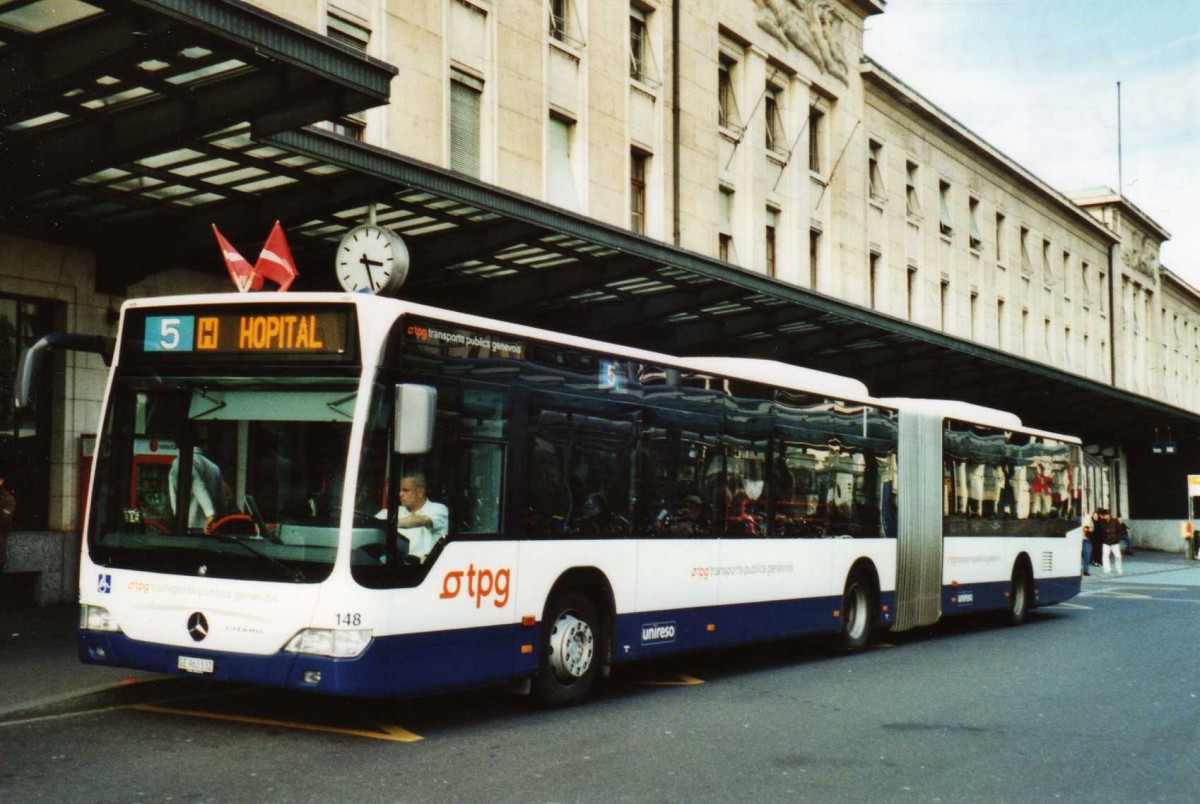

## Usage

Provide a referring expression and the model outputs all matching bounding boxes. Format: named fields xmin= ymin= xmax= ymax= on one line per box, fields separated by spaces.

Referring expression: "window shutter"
xmin=450 ymin=78 xmax=481 ymax=178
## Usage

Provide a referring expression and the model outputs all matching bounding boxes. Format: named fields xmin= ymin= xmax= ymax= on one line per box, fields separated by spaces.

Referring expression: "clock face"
xmin=336 ymin=225 xmax=409 ymax=295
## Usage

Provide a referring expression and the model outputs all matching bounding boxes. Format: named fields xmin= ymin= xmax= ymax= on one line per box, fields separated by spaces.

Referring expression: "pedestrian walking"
xmin=1080 ymin=512 xmax=1093 ymax=576
xmin=1097 ymin=508 xmax=1123 ymax=575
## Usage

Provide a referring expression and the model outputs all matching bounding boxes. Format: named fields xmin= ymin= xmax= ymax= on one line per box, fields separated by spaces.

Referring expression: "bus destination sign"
xmin=141 ymin=310 xmax=351 ymax=355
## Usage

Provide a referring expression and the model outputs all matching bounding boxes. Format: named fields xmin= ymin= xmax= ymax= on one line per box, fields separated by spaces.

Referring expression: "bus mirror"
xmin=394 ymin=384 xmax=436 ymax=454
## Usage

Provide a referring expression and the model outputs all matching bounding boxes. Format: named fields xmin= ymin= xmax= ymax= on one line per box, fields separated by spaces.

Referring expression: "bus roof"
xmin=679 ymin=357 xmax=872 ymax=402
xmin=879 ymin=397 xmax=1080 ymax=444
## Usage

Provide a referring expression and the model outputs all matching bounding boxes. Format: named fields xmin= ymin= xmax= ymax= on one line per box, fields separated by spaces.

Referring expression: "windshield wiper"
xmin=213 ymin=532 xmax=306 ymax=583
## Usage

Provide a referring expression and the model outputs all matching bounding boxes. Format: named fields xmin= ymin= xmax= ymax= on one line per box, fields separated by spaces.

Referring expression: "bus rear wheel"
xmin=840 ymin=571 xmax=875 ymax=651
xmin=532 ymin=591 xmax=600 ymax=707
xmin=1004 ymin=564 xmax=1032 ymax=626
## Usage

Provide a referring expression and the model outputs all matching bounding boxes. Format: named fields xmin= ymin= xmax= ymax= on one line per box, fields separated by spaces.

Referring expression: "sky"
xmin=864 ymin=0 xmax=1200 ymax=287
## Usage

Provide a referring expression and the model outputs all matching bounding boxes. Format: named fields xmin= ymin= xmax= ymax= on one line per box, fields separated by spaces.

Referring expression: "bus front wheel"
xmin=532 ymin=591 xmax=600 ymax=707
xmin=840 ymin=570 xmax=875 ymax=651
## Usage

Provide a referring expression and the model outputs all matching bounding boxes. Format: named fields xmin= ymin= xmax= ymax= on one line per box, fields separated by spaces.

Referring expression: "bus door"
xmin=717 ymin=400 xmax=791 ymax=642
xmin=636 ymin=400 xmax=720 ymax=649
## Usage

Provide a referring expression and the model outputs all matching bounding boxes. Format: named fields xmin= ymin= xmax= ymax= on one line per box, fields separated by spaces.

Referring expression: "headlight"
xmin=283 ymin=628 xmax=372 ymax=658
xmin=79 ymin=604 xmax=121 ymax=632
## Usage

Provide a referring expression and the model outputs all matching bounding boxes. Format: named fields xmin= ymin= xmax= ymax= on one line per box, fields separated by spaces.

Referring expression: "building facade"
xmin=0 ymin=0 xmax=1194 ymax=600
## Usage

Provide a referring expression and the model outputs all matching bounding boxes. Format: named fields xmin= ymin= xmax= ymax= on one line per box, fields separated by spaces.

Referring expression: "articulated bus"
xmin=71 ymin=293 xmax=1082 ymax=705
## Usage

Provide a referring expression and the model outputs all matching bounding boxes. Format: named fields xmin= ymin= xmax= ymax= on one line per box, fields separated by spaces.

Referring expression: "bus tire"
xmin=839 ymin=569 xmax=875 ymax=651
xmin=532 ymin=590 xmax=600 ymax=708
xmin=1004 ymin=562 xmax=1032 ymax=626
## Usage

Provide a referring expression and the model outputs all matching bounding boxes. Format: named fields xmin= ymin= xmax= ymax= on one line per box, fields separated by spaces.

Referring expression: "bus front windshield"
xmin=88 ymin=373 xmax=362 ymax=583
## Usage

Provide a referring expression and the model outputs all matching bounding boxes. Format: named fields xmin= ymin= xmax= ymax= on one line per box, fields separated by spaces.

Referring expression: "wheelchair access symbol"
xmin=98 ymin=574 xmax=112 ymax=594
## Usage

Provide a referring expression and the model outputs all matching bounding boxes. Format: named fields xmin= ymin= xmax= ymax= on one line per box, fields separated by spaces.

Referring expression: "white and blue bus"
xmin=71 ymin=293 xmax=1082 ymax=705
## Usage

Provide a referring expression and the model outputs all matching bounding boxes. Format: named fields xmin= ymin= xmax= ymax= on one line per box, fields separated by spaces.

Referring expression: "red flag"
xmin=212 ymin=224 xmax=262 ymax=292
xmin=255 ymin=220 xmax=298 ymax=292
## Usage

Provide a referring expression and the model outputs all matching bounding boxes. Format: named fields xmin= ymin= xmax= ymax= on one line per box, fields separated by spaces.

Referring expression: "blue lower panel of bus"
xmin=940 ymin=574 xmax=1082 ymax=615
xmin=77 ymin=577 xmax=1076 ymax=698
xmin=78 ymin=624 xmax=534 ymax=699
xmin=612 ymin=591 xmax=895 ymax=660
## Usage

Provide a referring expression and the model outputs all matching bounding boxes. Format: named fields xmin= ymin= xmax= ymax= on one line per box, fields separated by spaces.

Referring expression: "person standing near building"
xmin=0 ymin=478 xmax=15 ymax=573
xmin=1080 ymin=512 xmax=1094 ymax=576
xmin=1097 ymin=508 xmax=1123 ymax=575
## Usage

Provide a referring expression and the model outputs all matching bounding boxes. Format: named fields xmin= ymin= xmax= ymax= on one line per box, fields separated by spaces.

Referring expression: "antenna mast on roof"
xmin=1116 ymin=81 xmax=1123 ymax=195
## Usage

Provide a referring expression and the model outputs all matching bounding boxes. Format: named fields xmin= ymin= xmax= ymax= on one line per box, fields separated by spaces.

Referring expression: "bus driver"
xmin=391 ymin=472 xmax=449 ymax=562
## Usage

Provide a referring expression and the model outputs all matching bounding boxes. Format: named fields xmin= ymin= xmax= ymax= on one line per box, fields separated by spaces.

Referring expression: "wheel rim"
xmin=845 ymin=583 xmax=868 ymax=642
xmin=548 ymin=611 xmax=594 ymax=682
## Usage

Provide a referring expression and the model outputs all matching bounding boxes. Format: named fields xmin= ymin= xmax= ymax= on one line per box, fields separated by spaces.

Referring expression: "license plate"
xmin=177 ymin=655 xmax=214 ymax=674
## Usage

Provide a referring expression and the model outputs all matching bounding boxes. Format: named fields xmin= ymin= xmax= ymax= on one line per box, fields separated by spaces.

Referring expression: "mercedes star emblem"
xmin=187 ymin=612 xmax=209 ymax=642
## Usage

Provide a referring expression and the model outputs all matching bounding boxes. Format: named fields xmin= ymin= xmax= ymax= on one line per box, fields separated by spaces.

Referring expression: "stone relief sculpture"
xmin=755 ymin=0 xmax=851 ymax=81
xmin=1122 ymin=233 xmax=1159 ymax=278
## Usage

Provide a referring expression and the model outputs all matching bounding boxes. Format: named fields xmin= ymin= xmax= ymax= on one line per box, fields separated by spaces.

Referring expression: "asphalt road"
xmin=3 ymin=565 xmax=1200 ymax=803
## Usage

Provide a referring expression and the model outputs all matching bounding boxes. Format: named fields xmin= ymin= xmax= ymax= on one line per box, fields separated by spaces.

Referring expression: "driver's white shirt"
xmin=396 ymin=501 xmax=449 ymax=558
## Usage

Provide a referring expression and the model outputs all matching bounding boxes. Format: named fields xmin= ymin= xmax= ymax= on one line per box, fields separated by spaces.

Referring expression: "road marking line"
xmin=1056 ymin=602 xmax=1093 ymax=610
xmin=133 ymin=704 xmax=423 ymax=742
xmin=636 ymin=673 xmax=704 ymax=687
xmin=0 ymin=683 xmax=245 ymax=728
xmin=0 ymin=678 xmax=141 ymax=719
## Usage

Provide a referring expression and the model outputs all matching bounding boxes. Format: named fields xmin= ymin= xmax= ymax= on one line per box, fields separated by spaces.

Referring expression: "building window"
xmin=1021 ymin=308 xmax=1030 ymax=355
xmin=630 ymin=149 xmax=647 ymax=234
xmin=940 ymin=279 xmax=950 ymax=331
xmin=765 ymin=208 xmax=778 ymax=277
xmin=547 ymin=113 xmax=579 ymax=210
xmin=906 ymin=265 xmax=917 ymax=320
xmin=548 ymin=0 xmax=584 ymax=47
xmin=1019 ymin=226 xmax=1032 ymax=275
xmin=905 ymin=161 xmax=920 ymax=217
xmin=809 ymin=229 xmax=821 ymax=289
xmin=1099 ymin=271 xmax=1107 ymax=312
xmin=968 ymin=197 xmax=983 ymax=250
xmin=629 ymin=6 xmax=660 ymax=86
xmin=869 ymin=252 xmax=880 ymax=308
xmin=1042 ymin=238 xmax=1053 ymax=283
xmin=995 ymin=211 xmax=1006 ymax=263
xmin=450 ymin=70 xmax=483 ymax=177
xmin=997 ymin=299 xmax=1006 ymax=349
xmin=970 ymin=291 xmax=979 ymax=340
xmin=0 ymin=294 xmax=54 ymax=529
xmin=719 ymin=188 xmax=734 ymax=261
xmin=1081 ymin=260 xmax=1091 ymax=303
xmin=868 ymin=139 xmax=884 ymax=200
xmin=938 ymin=181 xmax=953 ymax=237
xmin=718 ymin=57 xmax=741 ymax=132
xmin=324 ymin=6 xmax=371 ymax=140
xmin=1062 ymin=250 xmax=1072 ymax=298
xmin=808 ymin=105 xmax=824 ymax=173
xmin=765 ymin=86 xmax=787 ymax=156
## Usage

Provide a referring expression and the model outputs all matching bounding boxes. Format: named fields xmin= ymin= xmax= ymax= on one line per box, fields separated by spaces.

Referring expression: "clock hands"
xmin=359 ymin=253 xmax=383 ymax=289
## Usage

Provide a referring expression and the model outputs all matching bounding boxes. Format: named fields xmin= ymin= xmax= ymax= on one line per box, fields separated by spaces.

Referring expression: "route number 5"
xmin=158 ymin=318 xmax=182 ymax=350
